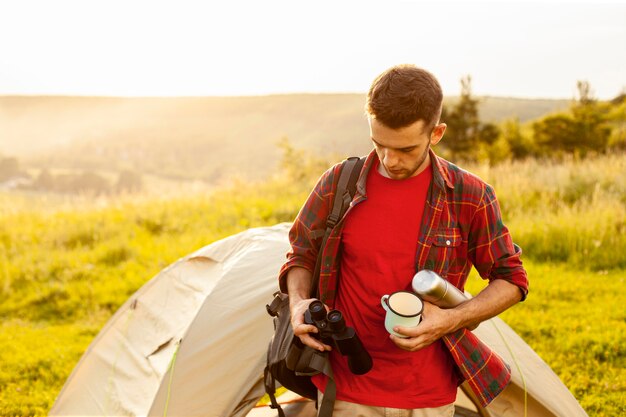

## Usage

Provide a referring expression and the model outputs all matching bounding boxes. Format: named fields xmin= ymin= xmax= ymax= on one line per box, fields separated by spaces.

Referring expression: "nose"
xmin=382 ymin=149 xmax=400 ymax=168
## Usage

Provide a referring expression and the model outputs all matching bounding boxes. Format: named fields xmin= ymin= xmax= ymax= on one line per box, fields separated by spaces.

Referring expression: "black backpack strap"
xmin=346 ymin=157 xmax=364 ymax=203
xmin=311 ymin=156 xmax=365 ymax=417
xmin=311 ymin=156 xmax=365 ymax=299
xmin=317 ymin=378 xmax=336 ymax=417
xmin=263 ymin=366 xmax=285 ymax=417
xmin=325 ymin=156 xmax=365 ymax=230
xmin=266 ymin=156 xmax=365 ymax=417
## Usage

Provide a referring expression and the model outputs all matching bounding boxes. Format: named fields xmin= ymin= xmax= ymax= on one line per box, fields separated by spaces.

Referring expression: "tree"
xmin=443 ymin=76 xmax=480 ymax=158
xmin=532 ymin=81 xmax=611 ymax=157
xmin=500 ymin=118 xmax=535 ymax=160
xmin=571 ymin=81 xmax=611 ymax=153
xmin=575 ymin=80 xmax=594 ymax=105
xmin=532 ymin=114 xmax=579 ymax=157
xmin=442 ymin=75 xmax=500 ymax=162
xmin=607 ymin=94 xmax=626 ymax=151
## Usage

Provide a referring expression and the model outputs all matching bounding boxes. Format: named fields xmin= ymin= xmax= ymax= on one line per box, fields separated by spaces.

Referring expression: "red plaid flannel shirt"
xmin=279 ymin=149 xmax=529 ymax=406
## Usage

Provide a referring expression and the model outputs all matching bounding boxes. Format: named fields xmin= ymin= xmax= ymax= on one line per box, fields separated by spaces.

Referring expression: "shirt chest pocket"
xmin=432 ymin=228 xmax=462 ymax=248
xmin=422 ymin=227 xmax=465 ymax=279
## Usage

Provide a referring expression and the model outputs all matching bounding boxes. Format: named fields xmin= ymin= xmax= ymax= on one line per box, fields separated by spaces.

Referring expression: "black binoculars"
xmin=303 ymin=300 xmax=373 ymax=375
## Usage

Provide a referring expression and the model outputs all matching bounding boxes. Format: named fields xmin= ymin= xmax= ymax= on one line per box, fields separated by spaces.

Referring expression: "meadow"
xmin=0 ymin=152 xmax=625 ymax=416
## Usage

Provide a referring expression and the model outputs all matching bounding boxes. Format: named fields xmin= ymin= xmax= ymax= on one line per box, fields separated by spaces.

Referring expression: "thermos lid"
xmin=412 ymin=270 xmax=447 ymax=301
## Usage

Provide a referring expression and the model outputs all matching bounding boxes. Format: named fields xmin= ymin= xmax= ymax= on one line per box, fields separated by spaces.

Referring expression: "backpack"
xmin=264 ymin=156 xmax=365 ymax=417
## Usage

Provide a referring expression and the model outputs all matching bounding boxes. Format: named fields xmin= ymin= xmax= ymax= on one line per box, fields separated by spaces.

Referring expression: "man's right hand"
xmin=286 ymin=266 xmax=333 ymax=352
xmin=290 ymin=297 xmax=333 ymax=352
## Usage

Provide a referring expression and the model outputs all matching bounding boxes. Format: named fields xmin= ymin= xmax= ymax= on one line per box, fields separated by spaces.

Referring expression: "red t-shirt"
xmin=312 ymin=160 xmax=457 ymax=408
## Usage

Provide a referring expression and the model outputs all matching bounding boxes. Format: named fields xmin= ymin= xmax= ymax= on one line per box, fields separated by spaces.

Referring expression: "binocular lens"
xmin=327 ymin=310 xmax=346 ymax=332
xmin=327 ymin=310 xmax=342 ymax=322
xmin=308 ymin=300 xmax=326 ymax=321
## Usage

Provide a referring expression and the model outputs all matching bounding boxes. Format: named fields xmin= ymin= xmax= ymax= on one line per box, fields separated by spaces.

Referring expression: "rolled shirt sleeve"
xmin=469 ymin=183 xmax=529 ymax=300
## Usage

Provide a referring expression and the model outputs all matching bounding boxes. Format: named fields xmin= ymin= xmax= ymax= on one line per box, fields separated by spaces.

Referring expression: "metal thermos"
xmin=411 ymin=270 xmax=467 ymax=308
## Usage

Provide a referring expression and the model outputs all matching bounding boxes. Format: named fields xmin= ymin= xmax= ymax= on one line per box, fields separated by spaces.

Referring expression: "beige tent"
xmin=50 ymin=224 xmax=587 ymax=417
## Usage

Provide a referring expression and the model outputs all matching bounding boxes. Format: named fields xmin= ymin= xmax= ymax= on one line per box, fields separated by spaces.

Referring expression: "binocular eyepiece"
xmin=306 ymin=300 xmax=347 ymax=333
xmin=304 ymin=300 xmax=373 ymax=375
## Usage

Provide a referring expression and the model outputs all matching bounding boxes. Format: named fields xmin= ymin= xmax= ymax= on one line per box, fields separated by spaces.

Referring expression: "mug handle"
xmin=381 ymin=294 xmax=389 ymax=312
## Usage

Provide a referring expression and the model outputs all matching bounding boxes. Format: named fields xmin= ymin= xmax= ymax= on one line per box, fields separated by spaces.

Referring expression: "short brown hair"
xmin=366 ymin=64 xmax=443 ymax=129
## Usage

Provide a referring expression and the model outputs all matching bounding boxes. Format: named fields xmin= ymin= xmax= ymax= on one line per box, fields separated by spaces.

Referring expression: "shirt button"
xmin=446 ymin=240 xmax=451 ymax=246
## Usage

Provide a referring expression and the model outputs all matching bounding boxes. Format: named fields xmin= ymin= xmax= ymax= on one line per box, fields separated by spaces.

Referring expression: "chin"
xmin=389 ymin=172 xmax=410 ymax=180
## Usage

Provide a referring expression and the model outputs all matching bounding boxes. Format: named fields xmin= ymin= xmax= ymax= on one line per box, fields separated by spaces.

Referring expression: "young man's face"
xmin=368 ymin=117 xmax=446 ymax=180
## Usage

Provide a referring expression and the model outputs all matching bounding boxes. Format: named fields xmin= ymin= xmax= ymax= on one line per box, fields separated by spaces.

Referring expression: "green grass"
xmin=0 ymin=320 xmax=99 ymax=416
xmin=466 ymin=153 xmax=626 ymax=270
xmin=1 ymin=153 xmax=625 ymax=416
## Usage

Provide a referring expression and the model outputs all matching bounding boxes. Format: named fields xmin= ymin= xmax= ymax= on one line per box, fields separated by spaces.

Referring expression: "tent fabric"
xmin=50 ymin=223 xmax=587 ymax=417
xmin=472 ymin=318 xmax=587 ymax=417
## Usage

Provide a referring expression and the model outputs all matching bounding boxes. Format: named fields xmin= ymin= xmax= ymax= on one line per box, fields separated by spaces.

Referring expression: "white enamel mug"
xmin=380 ymin=291 xmax=424 ymax=338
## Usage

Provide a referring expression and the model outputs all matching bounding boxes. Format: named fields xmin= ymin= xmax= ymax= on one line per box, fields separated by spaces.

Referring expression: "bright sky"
xmin=0 ymin=0 xmax=624 ymax=99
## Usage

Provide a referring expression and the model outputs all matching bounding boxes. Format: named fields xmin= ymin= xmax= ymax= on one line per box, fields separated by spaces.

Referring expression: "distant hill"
xmin=0 ymin=94 xmax=570 ymax=182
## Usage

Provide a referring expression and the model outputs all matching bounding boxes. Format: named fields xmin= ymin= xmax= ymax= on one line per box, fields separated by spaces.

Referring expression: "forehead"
xmin=368 ymin=117 xmax=430 ymax=148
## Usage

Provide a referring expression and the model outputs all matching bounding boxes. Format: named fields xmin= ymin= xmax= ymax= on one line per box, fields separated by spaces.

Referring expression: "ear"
xmin=430 ymin=123 xmax=446 ymax=146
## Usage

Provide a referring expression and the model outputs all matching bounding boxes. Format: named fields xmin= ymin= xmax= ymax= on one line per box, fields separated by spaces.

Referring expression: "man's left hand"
xmin=389 ymin=301 xmax=459 ymax=351
xmin=390 ymin=279 xmax=522 ymax=351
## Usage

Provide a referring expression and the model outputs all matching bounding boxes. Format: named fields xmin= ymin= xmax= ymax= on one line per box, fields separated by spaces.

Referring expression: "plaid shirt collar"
xmin=356 ymin=149 xmax=454 ymax=199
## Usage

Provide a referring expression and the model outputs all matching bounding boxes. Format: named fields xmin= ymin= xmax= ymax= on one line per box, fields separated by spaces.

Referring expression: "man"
xmin=278 ymin=64 xmax=529 ymax=417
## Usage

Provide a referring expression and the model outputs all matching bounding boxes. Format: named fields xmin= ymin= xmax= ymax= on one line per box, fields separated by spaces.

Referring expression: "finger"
xmin=393 ymin=325 xmax=421 ymax=338
xmin=294 ymin=324 xmax=334 ymax=351
xmin=300 ymin=333 xmax=332 ymax=352
xmin=389 ymin=334 xmax=423 ymax=352
xmin=293 ymin=323 xmax=318 ymax=337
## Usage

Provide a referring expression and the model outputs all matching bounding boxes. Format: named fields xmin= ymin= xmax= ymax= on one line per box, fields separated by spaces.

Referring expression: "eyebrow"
xmin=371 ymin=138 xmax=418 ymax=152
